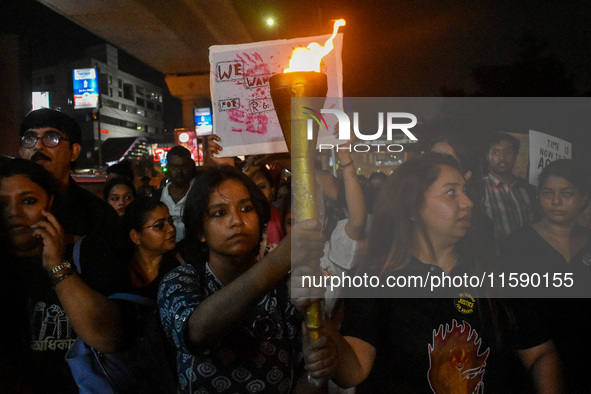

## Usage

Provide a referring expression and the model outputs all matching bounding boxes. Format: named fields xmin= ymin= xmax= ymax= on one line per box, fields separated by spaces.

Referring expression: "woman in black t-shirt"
xmin=502 ymin=159 xmax=591 ymax=392
xmin=328 ymin=154 xmax=562 ymax=393
xmin=0 ymin=158 xmax=126 ymax=393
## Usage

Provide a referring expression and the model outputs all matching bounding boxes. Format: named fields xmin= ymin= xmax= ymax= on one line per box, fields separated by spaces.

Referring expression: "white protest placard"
xmin=528 ymin=129 xmax=572 ymax=186
xmin=209 ymin=34 xmax=343 ymax=157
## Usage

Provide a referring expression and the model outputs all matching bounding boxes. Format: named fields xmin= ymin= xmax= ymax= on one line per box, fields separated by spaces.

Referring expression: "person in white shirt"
xmin=157 ymin=146 xmax=196 ymax=242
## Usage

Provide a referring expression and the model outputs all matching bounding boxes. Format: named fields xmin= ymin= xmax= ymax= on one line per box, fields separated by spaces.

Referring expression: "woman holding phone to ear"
xmin=0 ymin=158 xmax=126 ymax=393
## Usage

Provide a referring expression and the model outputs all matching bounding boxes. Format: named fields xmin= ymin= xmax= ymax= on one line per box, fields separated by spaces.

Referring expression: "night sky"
xmin=3 ymin=0 xmax=591 ymax=135
xmin=237 ymin=0 xmax=591 ymax=97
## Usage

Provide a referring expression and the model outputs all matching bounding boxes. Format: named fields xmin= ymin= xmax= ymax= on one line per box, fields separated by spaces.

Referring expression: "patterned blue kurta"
xmin=158 ymin=263 xmax=304 ymax=393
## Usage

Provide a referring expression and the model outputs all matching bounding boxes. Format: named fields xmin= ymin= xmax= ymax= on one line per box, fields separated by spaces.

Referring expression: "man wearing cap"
xmin=15 ymin=109 xmax=140 ymax=392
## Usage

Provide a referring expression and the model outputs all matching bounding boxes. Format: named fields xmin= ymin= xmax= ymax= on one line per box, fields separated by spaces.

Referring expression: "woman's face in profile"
xmin=136 ymin=205 xmax=176 ymax=254
xmin=0 ymin=175 xmax=52 ymax=253
xmin=539 ymin=176 xmax=588 ymax=225
xmin=419 ymin=165 xmax=473 ymax=245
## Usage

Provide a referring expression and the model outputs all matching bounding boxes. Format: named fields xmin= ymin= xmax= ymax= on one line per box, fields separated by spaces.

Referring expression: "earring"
xmin=136 ymin=242 xmax=141 ymax=246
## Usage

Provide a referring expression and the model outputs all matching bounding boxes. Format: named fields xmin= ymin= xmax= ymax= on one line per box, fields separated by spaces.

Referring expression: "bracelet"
xmin=339 ymin=161 xmax=354 ymax=170
xmin=49 ymin=268 xmax=77 ymax=288
xmin=47 ymin=260 xmax=77 ymax=288
xmin=47 ymin=260 xmax=73 ymax=276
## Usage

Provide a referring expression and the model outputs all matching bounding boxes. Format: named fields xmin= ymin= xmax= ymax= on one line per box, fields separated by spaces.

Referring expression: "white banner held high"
xmin=209 ymin=34 xmax=343 ymax=157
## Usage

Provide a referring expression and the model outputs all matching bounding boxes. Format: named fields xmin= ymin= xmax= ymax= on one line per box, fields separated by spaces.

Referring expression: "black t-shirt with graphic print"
xmin=10 ymin=245 xmax=128 ymax=394
xmin=341 ymin=257 xmax=548 ymax=394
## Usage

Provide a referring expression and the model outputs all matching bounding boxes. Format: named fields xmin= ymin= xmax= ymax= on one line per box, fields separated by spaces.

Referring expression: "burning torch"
xmin=269 ymin=20 xmax=345 ymax=342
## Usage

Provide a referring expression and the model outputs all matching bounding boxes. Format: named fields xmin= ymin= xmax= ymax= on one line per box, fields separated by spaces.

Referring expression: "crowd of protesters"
xmin=1 ymin=108 xmax=590 ymax=393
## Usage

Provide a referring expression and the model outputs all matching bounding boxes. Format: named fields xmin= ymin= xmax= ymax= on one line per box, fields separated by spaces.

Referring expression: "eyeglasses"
xmin=20 ymin=132 xmax=70 ymax=149
xmin=143 ymin=216 xmax=175 ymax=231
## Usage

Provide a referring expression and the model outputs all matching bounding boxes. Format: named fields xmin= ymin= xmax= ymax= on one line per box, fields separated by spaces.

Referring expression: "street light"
xmin=265 ymin=16 xmax=278 ymax=38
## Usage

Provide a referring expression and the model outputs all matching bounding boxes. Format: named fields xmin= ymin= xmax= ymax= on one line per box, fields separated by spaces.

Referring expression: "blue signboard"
xmin=195 ymin=107 xmax=213 ymax=135
xmin=72 ymin=68 xmax=99 ymax=109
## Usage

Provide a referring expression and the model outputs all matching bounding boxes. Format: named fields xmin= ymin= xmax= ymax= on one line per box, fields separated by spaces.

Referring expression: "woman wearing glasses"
xmin=123 ymin=196 xmax=181 ymax=298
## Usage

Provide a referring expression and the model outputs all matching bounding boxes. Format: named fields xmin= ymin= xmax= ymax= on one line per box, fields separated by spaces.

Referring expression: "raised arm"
xmin=336 ymin=144 xmax=366 ymax=240
xmin=34 ymin=210 xmax=124 ymax=352
xmin=206 ymin=134 xmax=236 ymax=167
xmin=315 ymin=169 xmax=339 ymax=202
xmin=184 ymin=219 xmax=324 ymax=352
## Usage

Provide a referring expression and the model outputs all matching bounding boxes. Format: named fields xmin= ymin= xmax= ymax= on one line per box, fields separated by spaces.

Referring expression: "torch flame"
xmin=284 ymin=19 xmax=346 ymax=73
